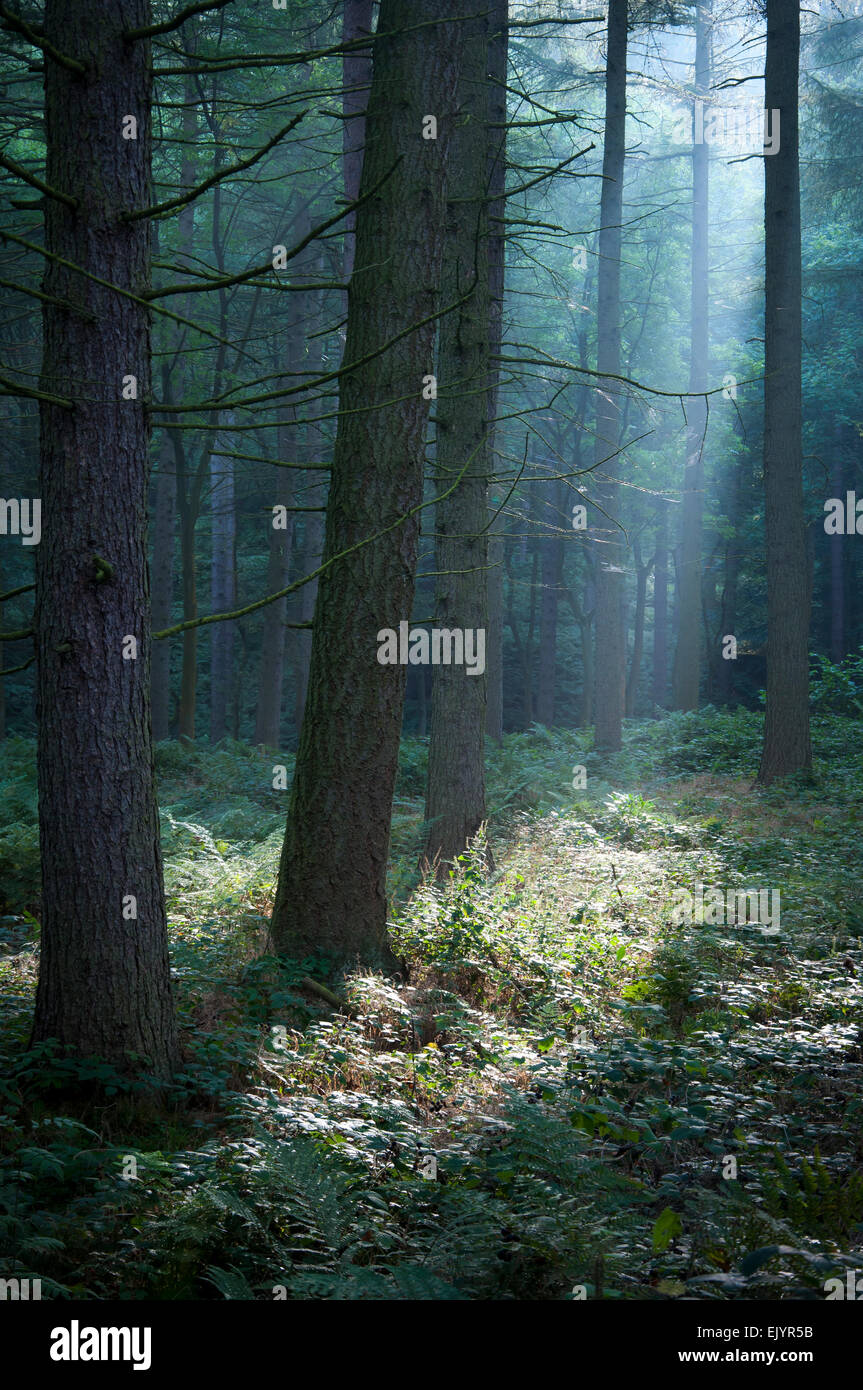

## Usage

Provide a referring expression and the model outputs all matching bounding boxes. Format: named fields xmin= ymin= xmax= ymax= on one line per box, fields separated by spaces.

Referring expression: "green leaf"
xmin=652 ymin=1207 xmax=683 ymax=1252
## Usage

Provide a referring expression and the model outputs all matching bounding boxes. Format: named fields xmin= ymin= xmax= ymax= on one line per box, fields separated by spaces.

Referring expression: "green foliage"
xmin=809 ymin=650 xmax=863 ymax=718
xmin=2 ymin=710 xmax=862 ymax=1298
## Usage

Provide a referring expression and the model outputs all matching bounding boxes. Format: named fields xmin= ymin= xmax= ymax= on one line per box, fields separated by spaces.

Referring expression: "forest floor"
xmin=1 ymin=707 xmax=862 ymax=1300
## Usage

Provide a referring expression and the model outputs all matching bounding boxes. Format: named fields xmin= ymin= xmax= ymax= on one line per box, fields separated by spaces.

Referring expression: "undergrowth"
xmin=1 ymin=709 xmax=862 ymax=1299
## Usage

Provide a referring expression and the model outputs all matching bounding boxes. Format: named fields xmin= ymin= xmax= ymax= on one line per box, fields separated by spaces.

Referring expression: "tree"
xmin=423 ymin=7 xmax=491 ymax=871
xmin=270 ymin=0 xmax=462 ymax=970
xmin=672 ymin=0 xmax=711 ymax=712
xmin=31 ymin=0 xmax=178 ymax=1076
xmin=592 ymin=0 xmax=628 ymax=752
xmin=484 ymin=0 xmax=509 ymax=745
xmin=758 ymin=0 xmax=811 ymax=783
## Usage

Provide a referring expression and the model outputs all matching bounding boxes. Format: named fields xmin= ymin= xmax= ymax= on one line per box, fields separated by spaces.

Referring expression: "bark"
xmin=270 ymin=0 xmax=461 ymax=970
xmin=715 ymin=429 xmax=744 ymax=705
xmin=254 ymin=416 xmax=294 ymax=748
xmin=32 ymin=0 xmax=178 ymax=1076
xmin=423 ymin=9 xmax=490 ymax=871
xmin=652 ymin=494 xmax=669 ymax=708
xmin=536 ymin=476 xmax=563 ymax=727
xmin=343 ymin=0 xmax=373 ymax=283
xmin=626 ymin=539 xmax=654 ymax=717
xmin=484 ymin=0 xmax=508 ymax=745
xmin=672 ymin=0 xmax=711 ymax=712
xmin=291 ymin=233 xmax=326 ymax=733
xmin=209 ymin=432 xmax=235 ymax=743
xmin=758 ymin=0 xmax=812 ymax=783
xmin=177 ymin=493 xmax=197 ymax=742
xmin=592 ymin=0 xmax=628 ymax=752
xmin=150 ymin=433 xmax=174 ymax=741
xmin=173 ymin=71 xmax=200 ymax=743
xmin=829 ymin=423 xmax=844 ymax=662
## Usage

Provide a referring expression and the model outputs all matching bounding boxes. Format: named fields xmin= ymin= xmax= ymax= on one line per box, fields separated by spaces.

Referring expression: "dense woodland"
xmin=0 ymin=0 xmax=862 ymax=1319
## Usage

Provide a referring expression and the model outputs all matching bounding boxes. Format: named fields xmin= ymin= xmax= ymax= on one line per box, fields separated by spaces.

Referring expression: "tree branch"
xmin=0 ymin=3 xmax=86 ymax=73
xmin=0 ymin=150 xmax=77 ymax=208
xmin=124 ymin=0 xmax=233 ymax=41
xmin=144 ymin=156 xmax=400 ymax=300
xmin=0 ymin=372 xmax=73 ymax=408
xmin=122 ymin=113 xmax=307 ymax=222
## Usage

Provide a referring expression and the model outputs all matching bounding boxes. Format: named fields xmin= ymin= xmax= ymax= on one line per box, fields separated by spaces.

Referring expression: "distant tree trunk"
xmin=416 ymin=663 xmax=428 ymax=736
xmin=294 ymin=502 xmax=323 ymax=730
xmin=566 ymin=564 xmax=594 ymax=730
xmin=627 ymin=539 xmax=654 ymax=717
xmin=536 ymin=477 xmax=563 ymax=726
xmin=653 ymin=495 xmax=669 ymax=708
xmin=716 ymin=434 xmax=744 ymax=705
xmin=829 ymin=425 xmax=845 ymax=662
xmin=32 ymin=0 xmax=178 ymax=1076
xmin=592 ymin=0 xmax=628 ymax=751
xmin=343 ymin=0 xmax=373 ymax=283
xmin=423 ymin=10 xmax=491 ymax=871
xmin=0 ymin=539 xmax=5 ymax=740
xmin=172 ymin=77 xmax=200 ymax=744
xmin=176 ymin=492 xmax=197 ymax=742
xmin=672 ymin=0 xmax=711 ymax=712
xmin=291 ymin=230 xmax=326 ymax=733
xmin=758 ymin=0 xmax=811 ymax=784
xmin=254 ymin=418 xmax=294 ymax=749
xmin=151 ymin=433 xmax=175 ymax=740
xmin=270 ymin=0 xmax=461 ymax=969
xmin=484 ymin=0 xmax=508 ymax=745
xmin=209 ymin=434 xmax=235 ymax=743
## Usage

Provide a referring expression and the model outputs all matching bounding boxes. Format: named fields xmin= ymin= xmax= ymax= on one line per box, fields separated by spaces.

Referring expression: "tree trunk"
xmin=652 ymin=494 xmax=669 ymax=708
xmin=291 ymin=233 xmax=326 ymax=734
xmin=254 ymin=417 xmax=294 ymax=748
xmin=177 ymin=497 xmax=197 ymax=742
xmin=270 ymin=0 xmax=461 ymax=970
xmin=672 ymin=0 xmax=711 ymax=712
xmin=423 ymin=10 xmax=491 ymax=871
xmin=172 ymin=78 xmax=199 ymax=744
xmin=716 ymin=430 xmax=744 ymax=705
xmin=536 ymin=477 xmax=563 ymax=727
xmin=829 ymin=423 xmax=845 ymax=662
xmin=343 ymin=0 xmax=373 ymax=283
xmin=32 ymin=0 xmax=178 ymax=1076
xmin=758 ymin=0 xmax=812 ymax=783
xmin=626 ymin=540 xmax=653 ymax=717
xmin=484 ymin=0 xmax=508 ymax=745
xmin=592 ymin=0 xmax=628 ymax=752
xmin=209 ymin=434 xmax=235 ymax=743
xmin=150 ymin=433 xmax=174 ymax=741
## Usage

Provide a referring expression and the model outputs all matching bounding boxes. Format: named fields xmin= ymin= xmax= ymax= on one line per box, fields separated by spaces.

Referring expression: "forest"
xmin=0 ymin=0 xmax=862 ymax=1342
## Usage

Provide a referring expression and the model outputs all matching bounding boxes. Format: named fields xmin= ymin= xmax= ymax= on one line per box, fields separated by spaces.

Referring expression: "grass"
xmin=0 ymin=708 xmax=862 ymax=1300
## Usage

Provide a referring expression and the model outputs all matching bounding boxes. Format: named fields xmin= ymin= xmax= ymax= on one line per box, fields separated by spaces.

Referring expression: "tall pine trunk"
xmin=209 ymin=433 xmax=235 ymax=743
xmin=271 ymin=0 xmax=461 ymax=969
xmin=536 ymin=477 xmax=563 ymax=727
xmin=484 ymin=0 xmax=508 ymax=745
xmin=342 ymin=0 xmax=373 ymax=283
xmin=652 ymin=495 xmax=669 ymax=708
xmin=592 ymin=0 xmax=628 ymax=752
xmin=150 ymin=433 xmax=175 ymax=740
xmin=32 ymin=0 xmax=178 ymax=1076
xmin=758 ymin=0 xmax=811 ymax=783
xmin=423 ymin=9 xmax=491 ymax=871
xmin=254 ymin=412 xmax=294 ymax=748
xmin=672 ymin=0 xmax=711 ymax=711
